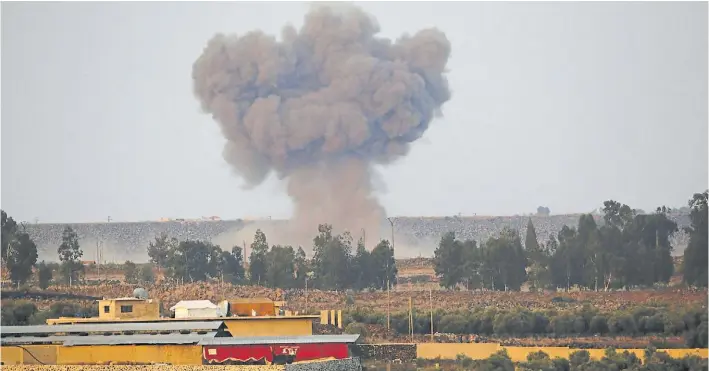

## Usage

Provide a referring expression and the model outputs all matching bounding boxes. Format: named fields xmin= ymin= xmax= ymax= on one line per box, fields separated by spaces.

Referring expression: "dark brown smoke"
xmin=192 ymin=4 xmax=451 ymax=246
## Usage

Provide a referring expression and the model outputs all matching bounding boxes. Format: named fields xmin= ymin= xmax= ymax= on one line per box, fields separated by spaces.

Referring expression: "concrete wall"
xmin=0 ymin=346 xmax=24 ymax=365
xmin=417 ymin=343 xmax=499 ymax=360
xmin=414 ymin=343 xmax=709 ymax=362
xmin=56 ymin=344 xmax=202 ymax=365
xmin=21 ymin=345 xmax=58 ymax=365
xmin=0 ymin=345 xmax=58 ymax=365
xmin=224 ymin=318 xmax=313 ymax=337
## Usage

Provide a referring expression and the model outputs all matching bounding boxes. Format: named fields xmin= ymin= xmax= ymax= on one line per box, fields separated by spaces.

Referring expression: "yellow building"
xmin=98 ymin=297 xmax=160 ymax=320
xmin=221 ymin=316 xmax=316 ymax=336
xmin=225 ymin=298 xmax=284 ymax=317
xmin=48 ymin=298 xmax=160 ymax=324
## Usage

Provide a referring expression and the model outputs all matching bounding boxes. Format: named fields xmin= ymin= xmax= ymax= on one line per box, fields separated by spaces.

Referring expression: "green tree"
xmin=57 ymin=226 xmax=83 ymax=284
xmin=265 ymin=245 xmax=296 ymax=288
xmin=461 ymin=239 xmax=483 ymax=290
xmin=147 ymin=233 xmax=176 ymax=272
xmin=311 ymin=224 xmax=352 ymax=290
xmin=1 ymin=210 xmax=19 ymax=263
xmin=0 ymin=301 xmax=38 ymax=325
xmin=1 ymin=211 xmax=39 ymax=286
xmin=166 ymin=239 xmax=220 ymax=283
xmin=433 ymin=232 xmax=465 ymax=289
xmin=371 ymin=239 xmax=397 ymax=290
xmin=525 ymin=219 xmax=549 ymax=290
xmin=683 ymin=190 xmax=708 ymax=287
xmin=248 ymin=229 xmax=269 ymax=285
xmin=486 ymin=228 xmax=528 ymax=291
xmin=139 ymin=264 xmax=155 ymax=284
xmin=550 ymin=226 xmax=581 ymax=290
xmin=351 ymin=238 xmax=371 ymax=290
xmin=597 ymin=228 xmax=621 ymax=291
xmin=218 ymin=246 xmax=245 ymax=284
xmin=124 ymin=260 xmax=137 ymax=284
xmin=293 ymin=246 xmax=309 ymax=289
xmin=7 ymin=231 xmax=38 ymax=285
xmin=621 ymin=209 xmax=677 ymax=287
xmin=602 ymin=200 xmax=635 ymax=230
xmin=37 ymin=261 xmax=53 ymax=290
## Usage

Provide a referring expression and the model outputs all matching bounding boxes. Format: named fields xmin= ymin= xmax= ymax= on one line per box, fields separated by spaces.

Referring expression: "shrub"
xmin=551 ymin=314 xmax=576 ymax=334
xmin=589 ymin=315 xmax=609 ymax=334
xmin=608 ymin=314 xmax=637 ymax=335
xmin=124 ymin=261 xmax=137 ymax=284
xmin=569 ymin=350 xmax=590 ymax=368
xmin=439 ymin=314 xmax=467 ymax=334
xmin=572 ymin=316 xmax=587 ymax=334
xmin=455 ymin=353 xmax=473 ymax=368
xmin=0 ymin=301 xmax=38 ymax=325
xmin=480 ymin=350 xmax=514 ymax=371
xmin=493 ymin=310 xmax=534 ymax=336
xmin=37 ymin=261 xmax=53 ymax=290
xmin=344 ymin=322 xmax=368 ymax=337
xmin=641 ymin=313 xmax=665 ymax=333
xmin=139 ymin=265 xmax=155 ymax=284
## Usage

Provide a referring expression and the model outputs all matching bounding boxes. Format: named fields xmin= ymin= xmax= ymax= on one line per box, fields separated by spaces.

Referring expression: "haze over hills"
xmin=23 ymin=212 xmax=691 ymax=263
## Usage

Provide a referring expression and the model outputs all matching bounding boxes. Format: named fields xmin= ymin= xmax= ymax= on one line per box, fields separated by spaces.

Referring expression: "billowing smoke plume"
xmin=193 ymin=4 xmax=451 ymax=246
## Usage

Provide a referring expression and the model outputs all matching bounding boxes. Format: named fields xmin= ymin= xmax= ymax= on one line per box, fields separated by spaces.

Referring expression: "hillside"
xmin=24 ymin=213 xmax=691 ymax=262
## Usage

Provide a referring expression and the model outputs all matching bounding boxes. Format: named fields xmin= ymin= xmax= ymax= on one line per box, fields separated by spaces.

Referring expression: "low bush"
xmin=344 ymin=304 xmax=709 ymax=347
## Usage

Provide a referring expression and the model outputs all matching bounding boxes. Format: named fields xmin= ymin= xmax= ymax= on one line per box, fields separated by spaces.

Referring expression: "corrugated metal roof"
xmin=199 ymin=334 xmax=360 ymax=346
xmin=0 ymin=321 xmax=225 ymax=335
xmin=64 ymin=332 xmax=217 ymax=346
xmin=1 ymin=332 xmax=217 ymax=346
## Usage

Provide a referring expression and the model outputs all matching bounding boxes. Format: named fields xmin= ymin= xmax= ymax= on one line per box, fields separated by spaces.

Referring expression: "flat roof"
xmin=200 ymin=334 xmax=361 ymax=346
xmin=47 ymin=315 xmax=318 ymax=325
xmin=1 ymin=332 xmax=216 ymax=346
xmin=1 ymin=321 xmax=225 ymax=336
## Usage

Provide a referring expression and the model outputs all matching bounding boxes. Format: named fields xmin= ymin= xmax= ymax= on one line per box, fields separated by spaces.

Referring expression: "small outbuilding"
xmin=170 ymin=300 xmax=219 ymax=319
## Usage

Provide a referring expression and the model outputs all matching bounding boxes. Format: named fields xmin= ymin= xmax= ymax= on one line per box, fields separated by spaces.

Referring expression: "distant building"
xmin=170 ymin=300 xmax=219 ymax=319
xmin=98 ymin=297 xmax=160 ymax=321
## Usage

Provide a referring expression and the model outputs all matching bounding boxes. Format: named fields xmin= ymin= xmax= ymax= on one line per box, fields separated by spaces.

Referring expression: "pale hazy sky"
xmin=2 ymin=2 xmax=707 ymax=223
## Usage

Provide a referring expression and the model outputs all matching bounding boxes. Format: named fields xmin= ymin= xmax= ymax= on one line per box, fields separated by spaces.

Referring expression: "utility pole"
xmin=243 ymin=241 xmax=248 ymax=270
xmin=386 ymin=217 xmax=395 ymax=251
xmin=409 ymin=296 xmax=413 ymax=343
xmin=386 ymin=261 xmax=390 ymax=331
xmin=96 ymin=241 xmax=100 ymax=281
xmin=429 ymin=287 xmax=434 ymax=342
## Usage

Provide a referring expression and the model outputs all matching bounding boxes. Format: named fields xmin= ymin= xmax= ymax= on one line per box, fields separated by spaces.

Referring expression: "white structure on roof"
xmin=169 ymin=300 xmax=218 ymax=319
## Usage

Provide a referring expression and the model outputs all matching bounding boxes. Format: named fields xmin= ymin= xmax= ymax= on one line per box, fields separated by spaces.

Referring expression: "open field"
xmin=1 ymin=367 xmax=282 ymax=371
xmin=12 ymin=282 xmax=704 ymax=314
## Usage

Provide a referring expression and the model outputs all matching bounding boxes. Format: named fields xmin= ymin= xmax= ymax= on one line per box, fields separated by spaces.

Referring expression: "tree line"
xmin=1 ymin=190 xmax=705 ymax=291
xmin=346 ymin=304 xmax=708 ymax=348
xmin=432 ymin=348 xmax=707 ymax=371
xmin=2 ymin=211 xmax=86 ymax=288
xmin=146 ymin=223 xmax=397 ymax=291
xmin=433 ymin=192 xmax=708 ymax=291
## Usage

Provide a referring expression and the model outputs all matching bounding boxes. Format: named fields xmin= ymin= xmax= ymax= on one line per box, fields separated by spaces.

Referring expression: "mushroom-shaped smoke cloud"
xmin=193 ymin=4 xmax=451 ymax=245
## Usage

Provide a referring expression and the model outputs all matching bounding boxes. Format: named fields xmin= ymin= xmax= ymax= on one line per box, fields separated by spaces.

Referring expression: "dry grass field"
xmin=1 ymin=367 xmax=283 ymax=371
